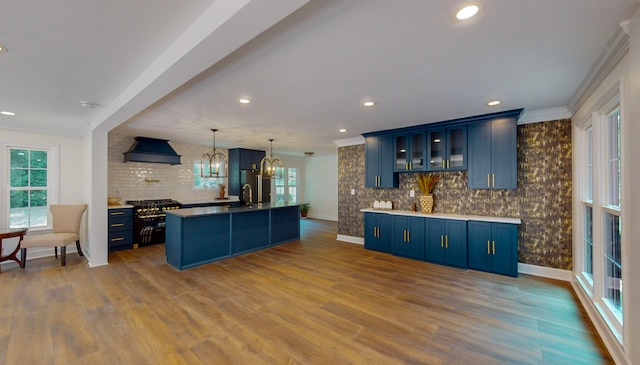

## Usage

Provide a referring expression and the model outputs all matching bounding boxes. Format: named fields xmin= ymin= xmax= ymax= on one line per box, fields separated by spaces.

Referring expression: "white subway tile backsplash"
xmin=108 ymin=135 xmax=229 ymax=204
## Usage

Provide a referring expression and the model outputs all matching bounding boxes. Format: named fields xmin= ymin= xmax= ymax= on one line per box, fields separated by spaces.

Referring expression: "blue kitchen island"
xmin=165 ymin=202 xmax=302 ymax=270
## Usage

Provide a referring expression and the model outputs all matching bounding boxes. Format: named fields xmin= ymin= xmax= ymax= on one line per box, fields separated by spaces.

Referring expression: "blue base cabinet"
xmin=426 ymin=218 xmax=467 ymax=268
xmin=165 ymin=213 xmax=231 ymax=270
xmin=232 ymin=210 xmax=270 ymax=255
xmin=364 ymin=212 xmax=393 ymax=253
xmin=108 ymin=208 xmax=133 ymax=252
xmin=468 ymin=221 xmax=518 ymax=277
xmin=392 ymin=216 xmax=426 ymax=260
xmin=271 ymin=206 xmax=301 ymax=246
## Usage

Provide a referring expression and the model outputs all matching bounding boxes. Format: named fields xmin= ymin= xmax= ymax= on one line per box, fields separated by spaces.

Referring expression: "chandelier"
xmin=260 ymin=139 xmax=283 ymax=179
xmin=200 ymin=129 xmax=228 ymax=178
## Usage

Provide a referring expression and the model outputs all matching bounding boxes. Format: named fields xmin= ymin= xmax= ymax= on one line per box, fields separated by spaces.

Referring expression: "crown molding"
xmin=334 ymin=136 xmax=364 ymax=147
xmin=518 ymin=107 xmax=572 ymax=124
xmin=567 ymin=26 xmax=629 ymax=114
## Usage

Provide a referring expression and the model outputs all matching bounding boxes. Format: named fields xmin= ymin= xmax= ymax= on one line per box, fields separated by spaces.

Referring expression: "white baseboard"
xmin=336 ymin=235 xmax=364 ymax=245
xmin=517 ymin=263 xmax=572 ymax=281
xmin=307 ymin=214 xmax=338 ymax=221
xmin=571 ymin=279 xmax=629 ymax=365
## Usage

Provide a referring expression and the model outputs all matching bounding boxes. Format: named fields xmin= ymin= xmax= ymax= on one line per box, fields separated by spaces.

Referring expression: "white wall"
xmin=0 ymin=129 xmax=88 ymax=268
xmin=303 ymin=154 xmax=338 ymax=221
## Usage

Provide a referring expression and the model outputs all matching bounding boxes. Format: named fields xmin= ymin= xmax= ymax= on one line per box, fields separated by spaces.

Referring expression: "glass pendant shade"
xmin=201 ymin=129 xmax=228 ymax=178
xmin=260 ymin=139 xmax=283 ymax=179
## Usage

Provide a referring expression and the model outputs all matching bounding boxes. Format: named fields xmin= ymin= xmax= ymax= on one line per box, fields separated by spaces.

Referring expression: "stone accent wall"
xmin=338 ymin=119 xmax=573 ymax=270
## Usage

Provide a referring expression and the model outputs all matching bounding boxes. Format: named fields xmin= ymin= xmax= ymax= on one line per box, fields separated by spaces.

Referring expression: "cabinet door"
xmin=491 ymin=223 xmax=518 ymax=277
xmin=427 ymin=129 xmax=446 ymax=171
xmin=467 ymin=221 xmax=492 ymax=272
xmin=410 ymin=132 xmax=426 ymax=171
xmin=378 ymin=214 xmax=393 ymax=253
xmin=364 ymin=213 xmax=379 ymax=251
xmin=406 ymin=217 xmax=426 ymax=260
xmin=444 ymin=220 xmax=467 ymax=268
xmin=365 ymin=136 xmax=380 ymax=188
xmin=447 ymin=126 xmax=467 ymax=170
xmin=491 ymin=118 xmax=518 ymax=189
xmin=394 ymin=134 xmax=408 ymax=171
xmin=426 ymin=218 xmax=446 ymax=264
xmin=467 ymin=122 xmax=492 ymax=189
xmin=378 ymin=135 xmax=398 ymax=188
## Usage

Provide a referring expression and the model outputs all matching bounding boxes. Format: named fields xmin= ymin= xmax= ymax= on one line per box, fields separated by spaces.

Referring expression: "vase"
xmin=419 ymin=194 xmax=434 ymax=214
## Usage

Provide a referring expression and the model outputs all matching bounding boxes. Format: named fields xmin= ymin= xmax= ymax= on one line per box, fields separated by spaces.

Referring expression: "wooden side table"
xmin=0 ymin=228 xmax=28 ymax=272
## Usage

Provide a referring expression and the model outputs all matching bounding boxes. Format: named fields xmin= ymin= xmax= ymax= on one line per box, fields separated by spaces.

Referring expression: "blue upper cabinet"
xmin=468 ymin=117 xmax=518 ymax=189
xmin=426 ymin=125 xmax=467 ymax=171
xmin=365 ymin=135 xmax=399 ymax=188
xmin=394 ymin=131 xmax=426 ymax=172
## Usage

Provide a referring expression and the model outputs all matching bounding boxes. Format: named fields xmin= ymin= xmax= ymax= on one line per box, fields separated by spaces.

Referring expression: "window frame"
xmin=2 ymin=142 xmax=59 ymax=231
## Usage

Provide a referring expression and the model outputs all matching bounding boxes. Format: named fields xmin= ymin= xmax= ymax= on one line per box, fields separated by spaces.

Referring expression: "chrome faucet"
xmin=242 ymin=183 xmax=253 ymax=206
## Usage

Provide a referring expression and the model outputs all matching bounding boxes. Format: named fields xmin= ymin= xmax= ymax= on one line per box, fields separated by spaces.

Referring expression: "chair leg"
xmin=61 ymin=246 xmax=66 ymax=266
xmin=20 ymin=248 xmax=27 ymax=268
xmin=76 ymin=240 xmax=84 ymax=257
xmin=54 ymin=247 xmax=58 ymax=258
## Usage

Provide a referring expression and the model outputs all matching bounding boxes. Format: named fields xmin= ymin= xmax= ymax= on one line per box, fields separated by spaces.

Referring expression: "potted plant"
xmin=300 ymin=204 xmax=310 ymax=218
xmin=416 ymin=172 xmax=441 ymax=213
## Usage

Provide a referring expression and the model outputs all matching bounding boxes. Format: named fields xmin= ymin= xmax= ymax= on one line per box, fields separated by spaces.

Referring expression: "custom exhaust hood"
xmin=123 ymin=137 xmax=182 ymax=165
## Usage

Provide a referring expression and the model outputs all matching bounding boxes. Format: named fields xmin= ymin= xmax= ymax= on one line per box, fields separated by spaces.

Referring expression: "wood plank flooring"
xmin=0 ymin=219 xmax=612 ymax=364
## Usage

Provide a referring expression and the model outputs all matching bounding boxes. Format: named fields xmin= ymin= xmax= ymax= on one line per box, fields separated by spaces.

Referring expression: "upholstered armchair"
xmin=20 ymin=204 xmax=87 ymax=267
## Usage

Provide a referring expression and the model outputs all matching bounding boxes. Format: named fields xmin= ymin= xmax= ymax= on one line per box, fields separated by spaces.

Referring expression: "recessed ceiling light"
xmin=363 ymin=101 xmax=376 ymax=107
xmin=487 ymin=100 xmax=501 ymax=106
xmin=0 ymin=45 xmax=7 ymax=53
xmin=339 ymin=129 xmax=347 ymax=133
xmin=238 ymin=98 xmax=251 ymax=104
xmin=1 ymin=111 xmax=16 ymax=116
xmin=456 ymin=5 xmax=479 ymax=20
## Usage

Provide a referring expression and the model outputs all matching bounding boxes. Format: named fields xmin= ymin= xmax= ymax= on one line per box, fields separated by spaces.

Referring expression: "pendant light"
xmin=201 ymin=129 xmax=228 ymax=178
xmin=260 ymin=139 xmax=283 ymax=179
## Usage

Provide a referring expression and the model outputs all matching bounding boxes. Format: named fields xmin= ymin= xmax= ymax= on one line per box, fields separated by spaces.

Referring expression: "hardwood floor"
xmin=0 ymin=219 xmax=612 ymax=364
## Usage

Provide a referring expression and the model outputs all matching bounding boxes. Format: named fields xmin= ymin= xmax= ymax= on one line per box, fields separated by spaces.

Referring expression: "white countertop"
xmin=360 ymin=208 xmax=521 ymax=225
xmin=108 ymin=204 xmax=134 ymax=209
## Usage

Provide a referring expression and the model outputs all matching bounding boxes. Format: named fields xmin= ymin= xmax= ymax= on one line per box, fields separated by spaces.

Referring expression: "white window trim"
xmin=574 ymin=80 xmax=625 ymax=345
xmin=1 ymin=142 xmax=59 ymax=231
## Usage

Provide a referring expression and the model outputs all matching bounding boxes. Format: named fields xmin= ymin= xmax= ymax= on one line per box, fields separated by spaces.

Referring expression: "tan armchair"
xmin=20 ymin=204 xmax=87 ymax=267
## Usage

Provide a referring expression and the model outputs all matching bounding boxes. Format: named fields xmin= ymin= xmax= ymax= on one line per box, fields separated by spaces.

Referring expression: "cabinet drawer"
xmin=108 ymin=216 xmax=133 ymax=232
xmin=108 ymin=230 xmax=133 ymax=246
xmin=108 ymin=208 xmax=132 ymax=218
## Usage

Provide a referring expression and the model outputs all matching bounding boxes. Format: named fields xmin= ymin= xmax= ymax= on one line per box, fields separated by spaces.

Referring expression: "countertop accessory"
xmin=416 ymin=172 xmax=441 ymax=214
xmin=145 ymin=179 xmax=160 ymax=186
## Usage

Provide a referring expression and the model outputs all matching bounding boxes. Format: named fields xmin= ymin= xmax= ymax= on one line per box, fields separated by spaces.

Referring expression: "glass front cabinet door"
xmin=427 ymin=126 xmax=467 ymax=171
xmin=394 ymin=131 xmax=426 ymax=172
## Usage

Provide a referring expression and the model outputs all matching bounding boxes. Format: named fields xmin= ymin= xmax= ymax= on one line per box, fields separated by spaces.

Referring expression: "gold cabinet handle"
xmin=110 ymin=212 xmax=124 ymax=216
xmin=441 ymin=235 xmax=444 ymax=247
xmin=492 ymin=241 xmax=496 ymax=255
xmin=447 ymin=160 xmax=450 ymax=169
xmin=111 ymin=223 xmax=124 ymax=227
xmin=492 ymin=174 xmax=495 ymax=188
xmin=487 ymin=240 xmax=491 ymax=254
xmin=442 ymin=160 xmax=445 ymax=168
xmin=407 ymin=230 xmax=410 ymax=242
xmin=409 ymin=162 xmax=412 ymax=170
xmin=445 ymin=235 xmax=448 ymax=248
xmin=111 ymin=237 xmax=124 ymax=242
xmin=487 ymin=174 xmax=490 ymax=187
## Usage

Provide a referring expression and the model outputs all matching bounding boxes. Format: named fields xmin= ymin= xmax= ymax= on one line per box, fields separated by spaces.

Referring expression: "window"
xmin=193 ymin=157 xmax=226 ymax=190
xmin=274 ymin=167 xmax=297 ymax=204
xmin=576 ymin=93 xmax=624 ymax=342
xmin=583 ymin=127 xmax=593 ymax=281
xmin=6 ymin=146 xmax=54 ymax=229
xmin=603 ymin=107 xmax=622 ymax=316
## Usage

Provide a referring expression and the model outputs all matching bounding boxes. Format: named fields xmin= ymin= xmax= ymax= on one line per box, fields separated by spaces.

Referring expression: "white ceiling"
xmin=1 ymin=0 xmax=638 ymax=156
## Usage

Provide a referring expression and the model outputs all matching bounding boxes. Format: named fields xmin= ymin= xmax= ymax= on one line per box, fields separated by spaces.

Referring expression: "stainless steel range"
xmin=126 ymin=199 xmax=182 ymax=247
